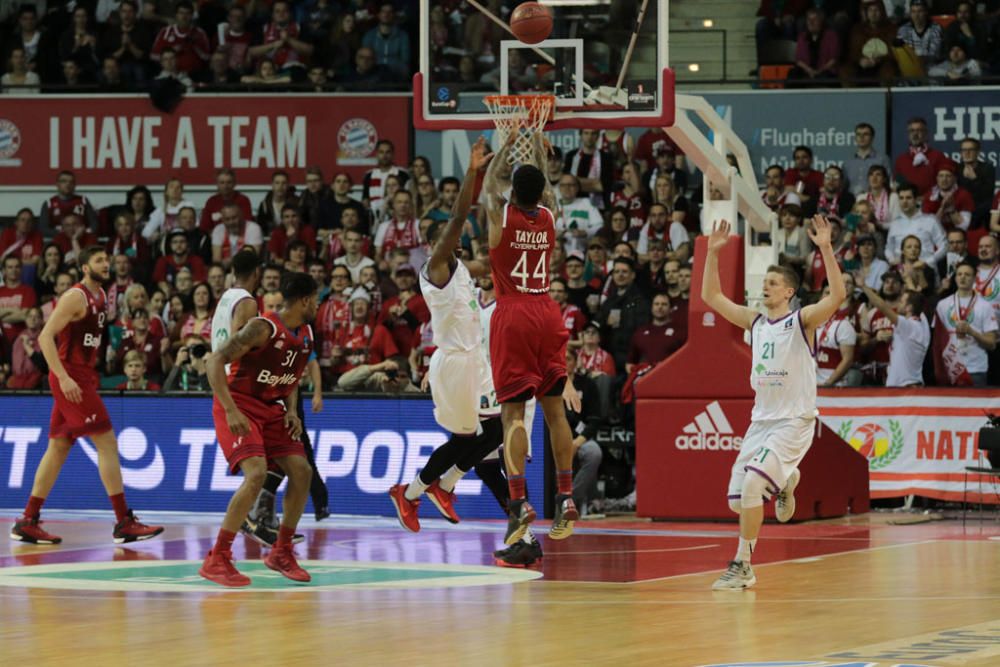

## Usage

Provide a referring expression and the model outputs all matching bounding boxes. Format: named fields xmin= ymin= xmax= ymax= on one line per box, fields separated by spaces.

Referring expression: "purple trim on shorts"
xmin=766 ymin=311 xmax=795 ymax=325
xmin=795 ymin=310 xmax=816 ymax=357
xmin=745 ymin=465 xmax=781 ymax=496
xmin=727 ymin=494 xmax=742 ymax=499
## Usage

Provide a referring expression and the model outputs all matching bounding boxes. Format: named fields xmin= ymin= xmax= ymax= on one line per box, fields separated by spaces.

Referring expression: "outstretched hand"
xmin=469 ymin=136 xmax=494 ymax=172
xmin=707 ymin=220 xmax=732 ymax=253
xmin=808 ymin=215 xmax=833 ymax=248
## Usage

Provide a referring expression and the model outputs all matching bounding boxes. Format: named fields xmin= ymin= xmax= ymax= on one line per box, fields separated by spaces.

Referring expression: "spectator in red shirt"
xmin=214 ymin=5 xmax=253 ymax=74
xmin=150 ymin=0 xmax=210 ymax=74
xmin=549 ymin=277 xmax=587 ymax=348
xmin=212 ymin=204 xmax=263 ymax=268
xmin=922 ymin=163 xmax=974 ymax=232
xmin=362 ymin=139 xmax=409 ymax=215
xmin=1 ymin=208 xmax=44 ymax=269
xmin=627 ymin=292 xmax=687 ymax=372
xmin=268 ymin=205 xmax=317 ymax=260
xmin=894 ymin=117 xmax=950 ymax=196
xmin=374 ymin=190 xmax=421 ymax=267
xmin=0 ymin=256 xmax=38 ymax=347
xmin=247 ymin=0 xmax=313 ymax=73
xmin=106 ymin=212 xmax=151 ymax=276
xmin=634 ymin=127 xmax=685 ymax=173
xmin=116 ymin=308 xmax=166 ymax=379
xmin=154 ymin=229 xmax=207 ymax=294
xmin=576 ymin=321 xmax=617 ymax=419
xmin=199 ymin=168 xmax=254 ymax=232
xmin=38 ymin=170 xmax=99 ymax=236
xmin=106 ymin=253 xmax=135 ymax=323
xmin=7 ymin=306 xmax=44 ymax=389
xmin=315 ymin=266 xmax=352 ymax=375
xmin=52 ymin=214 xmax=99 ymax=266
xmin=116 ymin=350 xmax=162 ymax=392
xmin=332 ymin=287 xmax=398 ymax=375
xmin=378 ymin=265 xmax=429 ymax=357
xmin=783 ymin=145 xmax=824 ymax=204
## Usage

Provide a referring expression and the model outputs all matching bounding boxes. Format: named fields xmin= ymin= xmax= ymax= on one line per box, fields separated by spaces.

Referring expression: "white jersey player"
xmin=701 ymin=216 xmax=847 ymax=590
xmin=389 ymin=138 xmax=501 ymax=534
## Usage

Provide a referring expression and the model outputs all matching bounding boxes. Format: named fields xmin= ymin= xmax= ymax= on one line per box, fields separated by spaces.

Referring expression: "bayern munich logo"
xmin=337 ymin=118 xmax=378 ymax=159
xmin=0 ymin=119 xmax=22 ymax=163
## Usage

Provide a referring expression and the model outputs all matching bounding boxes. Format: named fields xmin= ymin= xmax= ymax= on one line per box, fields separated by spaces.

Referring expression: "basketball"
xmin=510 ymin=2 xmax=553 ymax=45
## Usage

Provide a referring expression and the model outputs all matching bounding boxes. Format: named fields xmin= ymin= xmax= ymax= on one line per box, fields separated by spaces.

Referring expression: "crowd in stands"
xmin=0 ymin=0 xmax=416 ymax=93
xmin=0 ymin=118 xmax=996 ymax=408
xmin=758 ymin=0 xmax=1000 ymax=86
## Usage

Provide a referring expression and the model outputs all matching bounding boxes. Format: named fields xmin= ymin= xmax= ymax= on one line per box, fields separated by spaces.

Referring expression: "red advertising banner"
xmin=0 ymin=94 xmax=410 ymax=186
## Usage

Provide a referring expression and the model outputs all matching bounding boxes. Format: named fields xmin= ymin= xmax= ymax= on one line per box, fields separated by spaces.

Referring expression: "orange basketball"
xmin=510 ymin=2 xmax=553 ymax=45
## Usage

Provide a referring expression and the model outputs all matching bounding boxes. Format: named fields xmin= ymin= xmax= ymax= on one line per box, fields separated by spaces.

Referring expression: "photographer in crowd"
xmin=163 ymin=334 xmax=211 ymax=391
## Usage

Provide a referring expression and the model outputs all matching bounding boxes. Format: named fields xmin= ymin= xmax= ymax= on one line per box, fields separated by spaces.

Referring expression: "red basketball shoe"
xmin=425 ymin=480 xmax=460 ymax=524
xmin=113 ymin=510 xmax=165 ymax=544
xmin=10 ymin=516 xmax=62 ymax=545
xmin=199 ymin=548 xmax=251 ymax=587
xmin=388 ymin=484 xmax=421 ymax=532
xmin=264 ymin=544 xmax=311 ymax=582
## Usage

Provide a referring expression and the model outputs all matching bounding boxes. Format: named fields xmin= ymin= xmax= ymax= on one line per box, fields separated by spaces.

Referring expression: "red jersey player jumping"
xmin=200 ymin=271 xmax=318 ymax=587
xmin=483 ymin=131 xmax=582 ymax=545
xmin=11 ymin=246 xmax=163 ymax=545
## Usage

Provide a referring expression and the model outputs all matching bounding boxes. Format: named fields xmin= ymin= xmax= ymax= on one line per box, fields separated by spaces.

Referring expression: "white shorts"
xmin=428 ymin=349 xmax=482 ymax=435
xmin=727 ymin=417 xmax=816 ymax=503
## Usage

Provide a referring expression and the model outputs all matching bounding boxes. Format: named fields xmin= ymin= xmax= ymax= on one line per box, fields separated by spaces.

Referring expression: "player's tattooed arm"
xmin=207 ymin=318 xmax=272 ymax=415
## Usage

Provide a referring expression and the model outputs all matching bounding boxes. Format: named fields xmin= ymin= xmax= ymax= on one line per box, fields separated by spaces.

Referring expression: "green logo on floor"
xmin=0 ymin=560 xmax=542 ymax=592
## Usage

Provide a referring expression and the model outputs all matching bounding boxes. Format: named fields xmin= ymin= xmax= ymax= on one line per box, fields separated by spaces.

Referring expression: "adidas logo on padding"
xmin=675 ymin=401 xmax=743 ymax=451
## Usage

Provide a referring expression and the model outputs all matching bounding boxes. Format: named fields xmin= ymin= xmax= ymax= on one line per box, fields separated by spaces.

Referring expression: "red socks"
xmin=276 ymin=525 xmax=296 ymax=547
xmin=214 ymin=529 xmax=237 ymax=553
xmin=557 ymin=470 xmax=573 ymax=495
xmin=508 ymin=475 xmax=526 ymax=501
xmin=109 ymin=493 xmax=129 ymax=522
xmin=24 ymin=495 xmax=44 ymax=519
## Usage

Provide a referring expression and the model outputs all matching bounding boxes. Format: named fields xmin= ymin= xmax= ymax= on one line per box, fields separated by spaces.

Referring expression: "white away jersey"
xmin=419 ymin=260 xmax=480 ymax=353
xmin=212 ymin=287 xmax=255 ymax=352
xmin=476 ymin=287 xmax=500 ymax=417
xmin=749 ymin=310 xmax=818 ymax=421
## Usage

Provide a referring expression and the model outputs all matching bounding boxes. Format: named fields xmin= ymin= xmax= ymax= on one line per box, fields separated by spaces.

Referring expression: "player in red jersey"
xmin=483 ymin=132 xmax=582 ymax=545
xmin=10 ymin=246 xmax=164 ymax=545
xmin=200 ymin=272 xmax=318 ymax=587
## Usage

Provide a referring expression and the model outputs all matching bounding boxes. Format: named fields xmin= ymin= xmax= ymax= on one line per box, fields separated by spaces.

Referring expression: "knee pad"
xmin=740 ymin=469 xmax=775 ymax=509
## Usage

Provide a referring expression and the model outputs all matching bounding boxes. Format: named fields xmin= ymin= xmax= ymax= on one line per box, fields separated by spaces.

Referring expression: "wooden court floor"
xmin=1 ymin=510 xmax=999 ymax=667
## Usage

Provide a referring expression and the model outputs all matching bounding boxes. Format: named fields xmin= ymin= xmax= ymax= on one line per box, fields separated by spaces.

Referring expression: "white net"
xmin=483 ymin=95 xmax=555 ymax=166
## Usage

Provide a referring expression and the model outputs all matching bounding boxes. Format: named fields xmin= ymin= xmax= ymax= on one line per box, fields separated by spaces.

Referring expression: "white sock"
xmin=438 ymin=466 xmax=465 ymax=493
xmin=736 ymin=537 xmax=756 ymax=563
xmin=405 ymin=476 xmax=429 ymax=501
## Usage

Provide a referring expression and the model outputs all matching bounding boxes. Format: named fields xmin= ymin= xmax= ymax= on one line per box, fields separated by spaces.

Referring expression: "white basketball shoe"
xmin=712 ymin=560 xmax=756 ymax=590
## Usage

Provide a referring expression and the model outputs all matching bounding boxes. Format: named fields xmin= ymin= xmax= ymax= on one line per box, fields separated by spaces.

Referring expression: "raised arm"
xmin=484 ymin=139 xmax=514 ymax=248
xmin=701 ymin=220 xmax=758 ymax=330
xmin=427 ymin=137 xmax=493 ymax=286
xmin=801 ymin=215 xmax=848 ymax=329
xmin=860 ymin=285 xmax=899 ymax=325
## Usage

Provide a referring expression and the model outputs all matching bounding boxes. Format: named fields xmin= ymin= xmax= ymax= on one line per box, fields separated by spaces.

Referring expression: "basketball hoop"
xmin=483 ymin=94 xmax=555 ymax=165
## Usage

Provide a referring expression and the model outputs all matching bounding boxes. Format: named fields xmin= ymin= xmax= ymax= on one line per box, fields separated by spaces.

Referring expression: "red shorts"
xmin=490 ymin=296 xmax=568 ymax=403
xmin=212 ymin=393 xmax=305 ymax=473
xmin=48 ymin=367 xmax=112 ymax=441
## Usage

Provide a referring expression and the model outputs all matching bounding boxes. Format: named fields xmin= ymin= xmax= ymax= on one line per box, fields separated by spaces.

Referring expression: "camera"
xmin=385 ymin=368 xmax=398 ymax=380
xmin=189 ymin=344 xmax=208 ymax=359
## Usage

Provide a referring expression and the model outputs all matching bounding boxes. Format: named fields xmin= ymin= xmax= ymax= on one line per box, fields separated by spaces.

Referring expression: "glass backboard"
xmin=414 ymin=0 xmax=673 ymax=131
